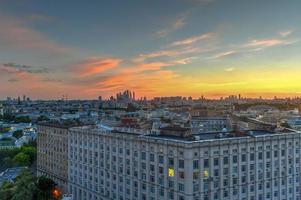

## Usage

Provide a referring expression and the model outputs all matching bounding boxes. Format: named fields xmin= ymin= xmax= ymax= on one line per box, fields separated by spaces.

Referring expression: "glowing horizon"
xmin=0 ymin=0 xmax=301 ymax=100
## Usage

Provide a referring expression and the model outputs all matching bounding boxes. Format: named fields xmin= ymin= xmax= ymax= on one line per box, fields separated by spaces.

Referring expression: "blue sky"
xmin=0 ymin=0 xmax=300 ymax=99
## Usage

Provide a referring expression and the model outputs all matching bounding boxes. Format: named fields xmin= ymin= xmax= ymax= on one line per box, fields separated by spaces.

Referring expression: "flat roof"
xmin=71 ymin=125 xmax=300 ymax=143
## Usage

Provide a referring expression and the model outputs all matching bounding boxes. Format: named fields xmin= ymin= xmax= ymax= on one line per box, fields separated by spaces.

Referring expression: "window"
xmin=250 ymin=153 xmax=255 ymax=161
xmin=223 ymin=157 xmax=228 ymax=165
xmin=179 ymin=172 xmax=185 ymax=179
xmin=214 ymin=158 xmax=219 ymax=166
xmin=241 ymin=154 xmax=246 ymax=162
xmin=233 ymin=155 xmax=238 ymax=163
xmin=179 ymin=160 xmax=184 ymax=168
xmin=193 ymin=160 xmax=199 ymax=169
xmin=204 ymin=159 xmax=209 ymax=168
xmin=168 ymin=168 xmax=174 ymax=177
xmin=169 ymin=158 xmax=174 ymax=166
xmin=168 ymin=180 xmax=174 ymax=188
xmin=178 ymin=183 xmax=185 ymax=191
xmin=141 ymin=152 xmax=146 ymax=160
xmin=150 ymin=153 xmax=154 ymax=162
xmin=158 ymin=155 xmax=164 ymax=164
xmin=258 ymin=152 xmax=263 ymax=160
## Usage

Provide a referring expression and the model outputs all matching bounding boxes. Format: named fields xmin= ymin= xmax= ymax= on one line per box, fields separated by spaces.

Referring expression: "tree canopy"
xmin=0 ymin=170 xmax=59 ymax=200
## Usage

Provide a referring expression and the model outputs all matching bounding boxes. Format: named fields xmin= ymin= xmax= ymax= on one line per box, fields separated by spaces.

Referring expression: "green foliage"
xmin=0 ymin=148 xmax=20 ymax=170
xmin=20 ymin=146 xmax=37 ymax=164
xmin=0 ymin=114 xmax=15 ymax=122
xmin=12 ymin=130 xmax=23 ymax=139
xmin=0 ymin=170 xmax=58 ymax=200
xmin=13 ymin=153 xmax=30 ymax=167
xmin=36 ymin=176 xmax=57 ymax=200
xmin=11 ymin=170 xmax=37 ymax=200
xmin=37 ymin=115 xmax=50 ymax=122
xmin=0 ymin=114 xmax=31 ymax=123
xmin=14 ymin=116 xmax=31 ymax=123
xmin=0 ymin=126 xmax=10 ymax=134
xmin=0 ymin=181 xmax=14 ymax=200
xmin=0 ymin=141 xmax=37 ymax=170
xmin=25 ymin=140 xmax=37 ymax=148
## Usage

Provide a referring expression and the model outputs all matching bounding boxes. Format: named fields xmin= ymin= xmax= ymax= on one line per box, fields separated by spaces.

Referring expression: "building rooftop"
xmin=38 ymin=120 xmax=93 ymax=129
xmin=0 ymin=167 xmax=27 ymax=186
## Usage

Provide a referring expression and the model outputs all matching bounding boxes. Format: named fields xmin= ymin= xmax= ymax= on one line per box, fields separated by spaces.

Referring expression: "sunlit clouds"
xmin=1 ymin=0 xmax=301 ymax=99
xmin=76 ymin=58 xmax=122 ymax=76
xmin=170 ymin=33 xmax=212 ymax=46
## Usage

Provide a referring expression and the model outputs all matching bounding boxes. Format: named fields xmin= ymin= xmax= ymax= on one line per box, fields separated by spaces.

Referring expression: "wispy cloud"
xmin=209 ymin=32 xmax=299 ymax=60
xmin=244 ymin=39 xmax=286 ymax=48
xmin=172 ymin=57 xmax=196 ymax=64
xmin=209 ymin=50 xmax=236 ymax=59
xmin=279 ymin=30 xmax=293 ymax=37
xmin=157 ymin=15 xmax=187 ymax=37
xmin=171 ymin=33 xmax=212 ymax=46
xmin=0 ymin=63 xmax=49 ymax=74
xmin=0 ymin=65 xmax=41 ymax=83
xmin=76 ymin=58 xmax=122 ymax=76
xmin=0 ymin=16 xmax=70 ymax=54
xmin=224 ymin=67 xmax=236 ymax=72
xmin=136 ymin=50 xmax=179 ymax=62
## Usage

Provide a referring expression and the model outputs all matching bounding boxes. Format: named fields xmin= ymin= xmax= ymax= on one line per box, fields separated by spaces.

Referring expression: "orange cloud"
xmin=77 ymin=58 xmax=122 ymax=76
xmin=124 ymin=62 xmax=171 ymax=74
xmin=86 ymin=69 xmax=178 ymax=97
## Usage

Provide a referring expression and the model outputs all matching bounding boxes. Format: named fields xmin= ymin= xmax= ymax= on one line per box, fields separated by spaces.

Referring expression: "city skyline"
xmin=0 ymin=0 xmax=301 ymax=99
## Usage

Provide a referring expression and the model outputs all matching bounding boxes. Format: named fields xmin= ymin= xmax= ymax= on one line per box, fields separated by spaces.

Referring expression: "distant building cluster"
xmin=2 ymin=91 xmax=301 ymax=199
xmin=32 ymin=90 xmax=301 ymax=200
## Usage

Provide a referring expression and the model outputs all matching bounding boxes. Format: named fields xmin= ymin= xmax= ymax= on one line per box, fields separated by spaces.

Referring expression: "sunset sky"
xmin=0 ymin=0 xmax=301 ymax=100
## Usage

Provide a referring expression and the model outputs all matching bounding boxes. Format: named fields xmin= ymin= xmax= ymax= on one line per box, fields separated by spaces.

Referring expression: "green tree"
xmin=0 ymin=148 xmax=20 ymax=171
xmin=36 ymin=176 xmax=57 ymax=200
xmin=13 ymin=130 xmax=23 ymax=139
xmin=0 ymin=170 xmax=58 ymax=200
xmin=21 ymin=146 xmax=37 ymax=164
xmin=13 ymin=152 xmax=30 ymax=167
xmin=37 ymin=115 xmax=50 ymax=122
xmin=0 ymin=181 xmax=15 ymax=200
xmin=11 ymin=170 xmax=37 ymax=200
xmin=0 ymin=126 xmax=10 ymax=133
xmin=15 ymin=116 xmax=31 ymax=123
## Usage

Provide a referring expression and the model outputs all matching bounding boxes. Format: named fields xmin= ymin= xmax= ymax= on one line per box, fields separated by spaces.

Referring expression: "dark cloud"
xmin=7 ymin=78 xmax=19 ymax=82
xmin=42 ymin=78 xmax=62 ymax=82
xmin=2 ymin=63 xmax=49 ymax=74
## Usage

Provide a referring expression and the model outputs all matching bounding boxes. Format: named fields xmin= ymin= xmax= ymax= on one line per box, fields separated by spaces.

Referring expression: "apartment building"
xmin=68 ymin=126 xmax=301 ymax=200
xmin=37 ymin=121 xmax=87 ymax=194
xmin=191 ymin=116 xmax=230 ymax=133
